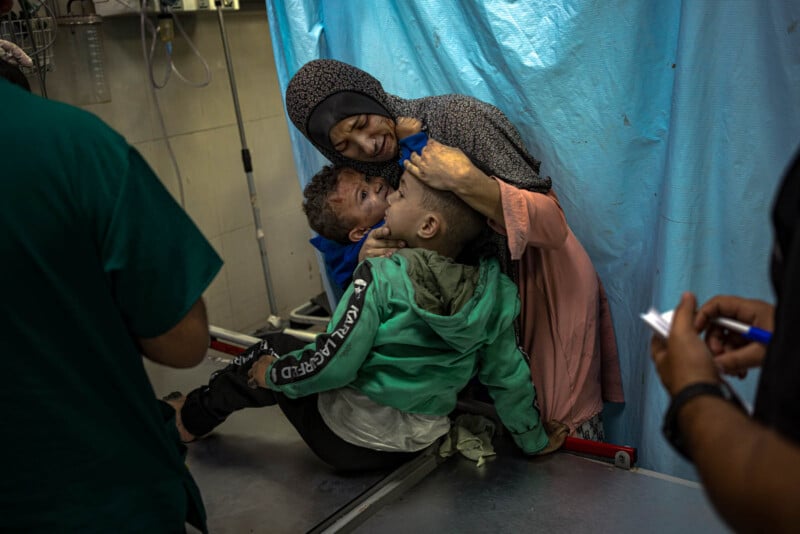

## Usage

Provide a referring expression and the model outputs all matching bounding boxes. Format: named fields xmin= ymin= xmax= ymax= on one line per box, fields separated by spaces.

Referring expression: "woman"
xmin=285 ymin=59 xmax=624 ymax=439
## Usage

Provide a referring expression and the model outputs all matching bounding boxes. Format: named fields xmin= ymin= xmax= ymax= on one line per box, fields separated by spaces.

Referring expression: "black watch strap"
xmin=662 ymin=381 xmax=746 ymax=462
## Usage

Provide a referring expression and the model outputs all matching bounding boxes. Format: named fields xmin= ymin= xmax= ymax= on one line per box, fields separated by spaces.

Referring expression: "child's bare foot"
xmin=164 ymin=393 xmax=197 ymax=443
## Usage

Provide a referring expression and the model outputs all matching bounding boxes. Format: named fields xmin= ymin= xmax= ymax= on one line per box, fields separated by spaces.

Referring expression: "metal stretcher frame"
xmin=208 ymin=325 xmax=639 ymax=469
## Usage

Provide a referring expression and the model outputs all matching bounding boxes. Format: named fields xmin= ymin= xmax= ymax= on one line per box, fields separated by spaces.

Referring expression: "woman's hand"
xmin=405 ymin=138 xmax=504 ymax=222
xmin=695 ymin=295 xmax=774 ymax=378
xmin=358 ymin=225 xmax=405 ymax=262
xmin=651 ymin=292 xmax=720 ymax=397
xmin=404 ymin=138 xmax=479 ymax=193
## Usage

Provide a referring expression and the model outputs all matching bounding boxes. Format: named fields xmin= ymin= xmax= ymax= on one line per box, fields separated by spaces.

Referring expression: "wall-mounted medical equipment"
xmin=92 ymin=0 xmax=238 ymax=18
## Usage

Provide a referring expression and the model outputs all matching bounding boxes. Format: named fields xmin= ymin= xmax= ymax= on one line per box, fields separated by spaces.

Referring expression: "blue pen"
xmin=713 ymin=317 xmax=772 ymax=344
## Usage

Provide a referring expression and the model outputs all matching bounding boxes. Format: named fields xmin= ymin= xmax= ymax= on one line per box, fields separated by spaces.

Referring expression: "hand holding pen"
xmin=695 ymin=295 xmax=775 ymax=378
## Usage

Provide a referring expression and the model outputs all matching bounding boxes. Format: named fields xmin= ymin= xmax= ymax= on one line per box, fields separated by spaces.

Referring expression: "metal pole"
xmin=214 ymin=0 xmax=281 ymax=327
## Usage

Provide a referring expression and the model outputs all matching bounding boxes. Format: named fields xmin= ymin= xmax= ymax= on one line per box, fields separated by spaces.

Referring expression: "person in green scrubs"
xmin=0 ymin=64 xmax=223 ymax=532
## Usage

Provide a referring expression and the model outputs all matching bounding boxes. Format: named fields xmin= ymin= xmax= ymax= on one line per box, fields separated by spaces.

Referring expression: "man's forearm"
xmin=680 ymin=396 xmax=800 ymax=533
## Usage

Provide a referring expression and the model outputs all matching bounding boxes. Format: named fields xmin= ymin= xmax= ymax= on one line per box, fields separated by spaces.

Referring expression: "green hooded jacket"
xmin=268 ymin=248 xmax=548 ymax=454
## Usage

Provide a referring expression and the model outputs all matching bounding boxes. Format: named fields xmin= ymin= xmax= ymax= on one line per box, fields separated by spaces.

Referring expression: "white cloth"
xmin=318 ymin=388 xmax=450 ymax=452
xmin=438 ymin=414 xmax=497 ymax=467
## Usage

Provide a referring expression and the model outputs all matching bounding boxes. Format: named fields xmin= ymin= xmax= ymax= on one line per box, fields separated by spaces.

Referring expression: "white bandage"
xmin=0 ymin=39 xmax=33 ymax=67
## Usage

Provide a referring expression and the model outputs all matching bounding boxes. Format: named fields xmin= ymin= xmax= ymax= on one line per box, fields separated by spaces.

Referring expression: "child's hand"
xmin=247 ymin=353 xmax=278 ymax=389
xmin=395 ymin=116 xmax=423 ymax=140
xmin=534 ymin=420 xmax=568 ymax=455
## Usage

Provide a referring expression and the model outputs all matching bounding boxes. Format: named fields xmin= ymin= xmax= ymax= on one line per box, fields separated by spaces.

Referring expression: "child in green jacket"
xmin=169 ymin=169 xmax=566 ymax=472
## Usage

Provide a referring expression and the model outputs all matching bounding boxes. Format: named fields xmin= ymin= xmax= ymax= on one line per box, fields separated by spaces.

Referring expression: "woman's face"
xmin=329 ymin=114 xmax=398 ymax=163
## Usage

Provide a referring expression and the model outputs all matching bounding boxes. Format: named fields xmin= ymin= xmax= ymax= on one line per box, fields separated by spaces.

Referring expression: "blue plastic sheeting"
xmin=265 ymin=0 xmax=800 ymax=479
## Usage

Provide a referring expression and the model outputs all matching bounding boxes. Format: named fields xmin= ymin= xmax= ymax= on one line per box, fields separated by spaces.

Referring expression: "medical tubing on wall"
xmin=168 ymin=10 xmax=211 ymax=88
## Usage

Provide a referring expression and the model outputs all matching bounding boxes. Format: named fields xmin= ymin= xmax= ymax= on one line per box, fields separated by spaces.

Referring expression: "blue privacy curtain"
xmin=265 ymin=0 xmax=800 ymax=479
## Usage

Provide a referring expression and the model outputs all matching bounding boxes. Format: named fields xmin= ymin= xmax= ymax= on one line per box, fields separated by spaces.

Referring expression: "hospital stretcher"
xmin=141 ymin=325 xmax=730 ymax=533
xmin=208 ymin=325 xmax=638 ymax=468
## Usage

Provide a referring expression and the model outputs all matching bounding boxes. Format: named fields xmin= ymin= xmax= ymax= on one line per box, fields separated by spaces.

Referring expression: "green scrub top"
xmin=0 ymin=80 xmax=223 ymax=532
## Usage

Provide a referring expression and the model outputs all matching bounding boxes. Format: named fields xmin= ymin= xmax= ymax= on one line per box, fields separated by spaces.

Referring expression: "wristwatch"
xmin=662 ymin=381 xmax=747 ymax=462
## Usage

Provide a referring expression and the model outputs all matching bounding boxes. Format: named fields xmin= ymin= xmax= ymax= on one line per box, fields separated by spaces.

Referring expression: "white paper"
xmin=639 ymin=308 xmax=674 ymax=338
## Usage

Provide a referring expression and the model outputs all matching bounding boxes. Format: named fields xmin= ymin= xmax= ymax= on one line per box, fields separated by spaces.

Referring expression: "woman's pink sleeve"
xmin=487 ymin=179 xmax=569 ymax=260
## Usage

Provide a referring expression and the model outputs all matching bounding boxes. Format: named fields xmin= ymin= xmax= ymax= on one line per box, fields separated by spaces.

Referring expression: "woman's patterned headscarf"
xmin=286 ymin=59 xmax=551 ymax=193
